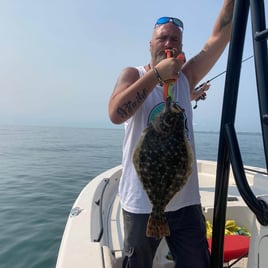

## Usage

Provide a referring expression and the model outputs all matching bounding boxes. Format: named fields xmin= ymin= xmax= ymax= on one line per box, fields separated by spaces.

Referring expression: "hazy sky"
xmin=0 ymin=0 xmax=267 ymax=132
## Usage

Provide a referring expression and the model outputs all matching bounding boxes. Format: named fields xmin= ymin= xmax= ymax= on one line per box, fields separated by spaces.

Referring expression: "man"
xmin=109 ymin=1 xmax=234 ymax=267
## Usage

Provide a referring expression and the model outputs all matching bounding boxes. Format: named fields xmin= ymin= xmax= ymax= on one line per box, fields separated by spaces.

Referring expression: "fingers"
xmin=201 ymin=82 xmax=210 ymax=92
xmin=191 ymin=82 xmax=210 ymax=101
xmin=155 ymin=58 xmax=179 ymax=80
xmin=155 ymin=53 xmax=185 ymax=81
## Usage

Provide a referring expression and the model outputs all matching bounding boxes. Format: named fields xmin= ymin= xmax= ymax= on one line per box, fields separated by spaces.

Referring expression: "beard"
xmin=153 ymin=47 xmax=180 ymax=65
xmin=154 ymin=52 xmax=167 ymax=65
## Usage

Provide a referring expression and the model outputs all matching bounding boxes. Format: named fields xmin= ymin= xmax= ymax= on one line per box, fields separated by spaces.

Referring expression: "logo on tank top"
xmin=148 ymin=102 xmax=190 ymax=139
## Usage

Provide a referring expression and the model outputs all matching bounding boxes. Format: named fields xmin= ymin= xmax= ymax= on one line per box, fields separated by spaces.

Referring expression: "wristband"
xmin=153 ymin=67 xmax=164 ymax=86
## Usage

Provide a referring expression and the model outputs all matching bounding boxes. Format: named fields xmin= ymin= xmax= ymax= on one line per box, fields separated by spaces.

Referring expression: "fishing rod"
xmin=193 ymin=55 xmax=254 ymax=109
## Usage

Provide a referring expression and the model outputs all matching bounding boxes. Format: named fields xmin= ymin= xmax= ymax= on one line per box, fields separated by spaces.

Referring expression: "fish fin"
xmin=146 ymin=214 xmax=170 ymax=239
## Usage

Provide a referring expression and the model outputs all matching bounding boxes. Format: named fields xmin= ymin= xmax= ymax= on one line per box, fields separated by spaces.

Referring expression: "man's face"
xmin=150 ymin=23 xmax=183 ymax=65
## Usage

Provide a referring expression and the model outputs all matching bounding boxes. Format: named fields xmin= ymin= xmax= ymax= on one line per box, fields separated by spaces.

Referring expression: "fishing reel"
xmin=192 ymin=82 xmax=208 ymax=109
xmin=193 ymin=93 xmax=207 ymax=109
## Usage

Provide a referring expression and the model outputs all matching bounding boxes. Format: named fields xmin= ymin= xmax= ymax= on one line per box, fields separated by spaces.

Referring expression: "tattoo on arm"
xmin=220 ymin=13 xmax=232 ymax=30
xmin=189 ymin=49 xmax=206 ymax=65
xmin=116 ymin=88 xmax=147 ymax=119
xmin=220 ymin=1 xmax=234 ymax=31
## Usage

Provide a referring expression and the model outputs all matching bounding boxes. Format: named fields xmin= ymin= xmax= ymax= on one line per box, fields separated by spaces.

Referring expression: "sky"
xmin=0 ymin=0 xmax=267 ymax=132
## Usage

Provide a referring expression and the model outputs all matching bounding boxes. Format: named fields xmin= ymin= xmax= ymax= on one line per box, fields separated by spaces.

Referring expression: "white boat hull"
xmin=56 ymin=160 xmax=268 ymax=268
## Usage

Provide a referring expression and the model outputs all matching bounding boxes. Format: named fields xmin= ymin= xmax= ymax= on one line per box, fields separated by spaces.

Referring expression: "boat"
xmin=56 ymin=160 xmax=268 ymax=268
xmin=57 ymin=1 xmax=268 ymax=267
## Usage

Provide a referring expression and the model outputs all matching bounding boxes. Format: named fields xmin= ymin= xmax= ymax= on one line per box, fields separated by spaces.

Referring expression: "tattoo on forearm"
xmin=220 ymin=2 xmax=234 ymax=31
xmin=117 ymin=88 xmax=147 ymax=119
xmin=220 ymin=13 xmax=232 ymax=30
xmin=189 ymin=50 xmax=206 ymax=65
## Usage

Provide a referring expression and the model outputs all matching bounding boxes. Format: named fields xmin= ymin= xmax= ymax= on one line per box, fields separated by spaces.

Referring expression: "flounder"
xmin=133 ymin=96 xmax=193 ymax=239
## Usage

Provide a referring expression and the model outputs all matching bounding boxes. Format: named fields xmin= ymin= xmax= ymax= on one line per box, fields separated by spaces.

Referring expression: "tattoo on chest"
xmin=117 ymin=88 xmax=147 ymax=119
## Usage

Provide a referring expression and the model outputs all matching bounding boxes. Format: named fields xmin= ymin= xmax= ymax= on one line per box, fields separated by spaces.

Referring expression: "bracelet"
xmin=153 ymin=67 xmax=164 ymax=86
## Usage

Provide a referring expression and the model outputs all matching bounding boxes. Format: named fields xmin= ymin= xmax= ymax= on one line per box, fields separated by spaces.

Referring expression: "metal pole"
xmin=210 ymin=0 xmax=250 ymax=267
xmin=250 ymin=0 xmax=268 ymax=170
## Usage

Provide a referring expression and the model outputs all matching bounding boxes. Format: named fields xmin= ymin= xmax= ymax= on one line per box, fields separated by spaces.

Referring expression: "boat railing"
xmin=211 ymin=0 xmax=268 ymax=267
xmin=225 ymin=123 xmax=268 ymax=225
xmin=91 ymin=166 xmax=122 ymax=245
xmin=244 ymin=167 xmax=268 ymax=176
xmin=92 ymin=178 xmax=110 ymax=242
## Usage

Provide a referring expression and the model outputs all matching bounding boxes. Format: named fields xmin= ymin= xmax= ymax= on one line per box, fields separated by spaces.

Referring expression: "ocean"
xmin=0 ymin=125 xmax=266 ymax=268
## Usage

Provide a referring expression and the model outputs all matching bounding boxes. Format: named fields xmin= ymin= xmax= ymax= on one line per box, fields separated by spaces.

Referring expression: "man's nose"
xmin=164 ymin=38 xmax=173 ymax=47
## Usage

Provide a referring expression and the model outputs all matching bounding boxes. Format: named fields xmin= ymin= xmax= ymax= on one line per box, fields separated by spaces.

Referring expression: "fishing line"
xmin=193 ymin=55 xmax=254 ymax=109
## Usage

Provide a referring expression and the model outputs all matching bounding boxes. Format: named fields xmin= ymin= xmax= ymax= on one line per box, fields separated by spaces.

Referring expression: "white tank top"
xmin=119 ymin=66 xmax=200 ymax=213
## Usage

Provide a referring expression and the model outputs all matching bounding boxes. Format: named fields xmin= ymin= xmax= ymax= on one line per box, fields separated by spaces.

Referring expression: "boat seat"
xmin=207 ymin=235 xmax=250 ymax=267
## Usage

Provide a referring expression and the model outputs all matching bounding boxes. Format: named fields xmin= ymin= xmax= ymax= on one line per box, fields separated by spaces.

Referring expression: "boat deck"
xmin=56 ymin=161 xmax=268 ymax=268
xmin=107 ymin=190 xmax=250 ymax=268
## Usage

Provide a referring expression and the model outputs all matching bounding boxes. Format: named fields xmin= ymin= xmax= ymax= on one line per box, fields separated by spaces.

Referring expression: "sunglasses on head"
xmin=154 ymin=17 xmax=184 ymax=31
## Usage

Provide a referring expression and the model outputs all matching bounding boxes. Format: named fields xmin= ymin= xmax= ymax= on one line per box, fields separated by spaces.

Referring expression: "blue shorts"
xmin=122 ymin=205 xmax=211 ymax=268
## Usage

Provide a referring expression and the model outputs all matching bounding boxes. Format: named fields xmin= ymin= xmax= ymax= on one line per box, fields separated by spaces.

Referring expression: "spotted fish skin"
xmin=133 ymin=97 xmax=193 ymax=239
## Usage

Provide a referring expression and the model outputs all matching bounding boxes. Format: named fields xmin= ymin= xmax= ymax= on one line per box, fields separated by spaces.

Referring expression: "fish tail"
xmin=146 ymin=213 xmax=170 ymax=239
